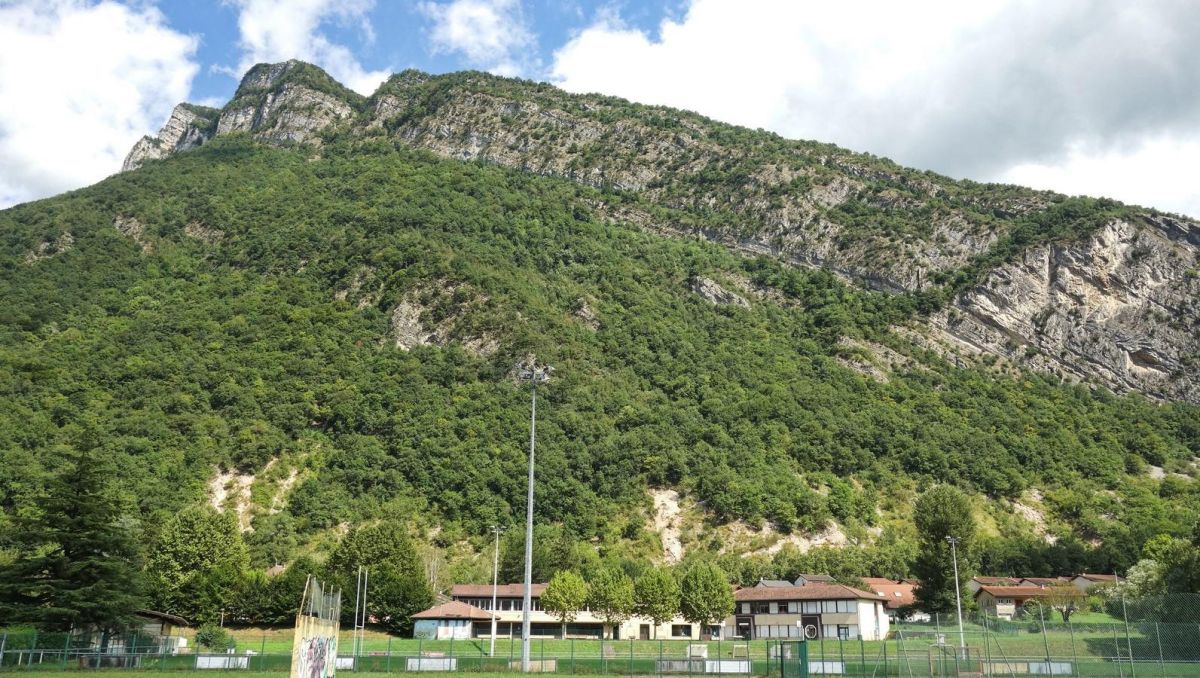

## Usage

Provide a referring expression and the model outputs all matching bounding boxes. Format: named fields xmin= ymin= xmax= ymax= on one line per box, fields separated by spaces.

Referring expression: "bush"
xmin=195 ymin=624 xmax=231 ymax=651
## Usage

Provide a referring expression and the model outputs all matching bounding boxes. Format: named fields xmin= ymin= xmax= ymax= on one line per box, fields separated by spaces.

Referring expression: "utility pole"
xmin=490 ymin=525 xmax=505 ymax=657
xmin=946 ymin=536 xmax=966 ymax=657
xmin=517 ymin=363 xmax=551 ymax=672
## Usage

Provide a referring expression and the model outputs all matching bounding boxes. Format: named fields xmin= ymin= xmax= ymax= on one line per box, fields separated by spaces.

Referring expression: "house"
xmin=861 ymin=578 xmax=928 ymax=622
xmin=1070 ymin=574 xmax=1121 ymax=592
xmin=793 ymin=574 xmax=837 ymax=586
xmin=729 ymin=584 xmax=890 ymax=641
xmin=967 ymin=576 xmax=1019 ymax=594
xmin=411 ymin=583 xmax=708 ymax=640
xmin=1019 ymin=577 xmax=1070 ymax=587
xmin=973 ymin=585 xmax=1079 ymax=620
xmin=755 ymin=579 xmax=795 ymax=588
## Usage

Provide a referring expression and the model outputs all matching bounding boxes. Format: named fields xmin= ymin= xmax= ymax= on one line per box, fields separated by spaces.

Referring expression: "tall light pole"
xmin=946 ymin=536 xmax=966 ymax=656
xmin=518 ymin=363 xmax=551 ymax=673
xmin=489 ymin=525 xmax=505 ymax=657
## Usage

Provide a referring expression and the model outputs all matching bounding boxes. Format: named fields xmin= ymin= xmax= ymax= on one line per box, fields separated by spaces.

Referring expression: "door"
xmin=639 ymin=624 xmax=650 ymax=640
xmin=735 ymin=615 xmax=753 ymax=640
xmin=800 ymin=615 xmax=821 ymax=639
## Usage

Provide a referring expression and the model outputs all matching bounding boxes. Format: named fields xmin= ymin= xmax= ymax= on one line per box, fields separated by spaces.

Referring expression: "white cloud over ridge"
xmin=228 ymin=0 xmax=390 ymax=95
xmin=551 ymin=0 xmax=1200 ymax=218
xmin=0 ymin=0 xmax=198 ymax=208
xmin=420 ymin=0 xmax=534 ymax=77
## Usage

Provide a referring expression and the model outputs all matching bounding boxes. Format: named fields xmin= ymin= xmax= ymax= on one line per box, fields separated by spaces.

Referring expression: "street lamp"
xmin=517 ymin=363 xmax=551 ymax=673
xmin=489 ymin=525 xmax=506 ymax=658
xmin=946 ymin=536 xmax=966 ymax=656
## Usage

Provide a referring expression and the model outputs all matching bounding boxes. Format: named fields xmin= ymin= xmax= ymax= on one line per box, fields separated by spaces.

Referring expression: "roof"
xmin=135 ymin=609 xmax=189 ymax=626
xmin=975 ymin=585 xmax=1077 ymax=599
xmin=863 ymin=581 xmax=917 ymax=610
xmin=413 ymin=601 xmax=496 ymax=621
xmin=861 ymin=577 xmax=901 ymax=586
xmin=736 ymin=584 xmax=879 ymax=602
xmin=1074 ymin=574 xmax=1121 ymax=582
xmin=756 ymin=579 xmax=794 ymax=588
xmin=795 ymin=574 xmax=836 ymax=583
xmin=971 ymin=577 xmax=1020 ymax=585
xmin=451 ymin=583 xmax=548 ymax=598
xmin=1020 ymin=577 xmax=1070 ymax=585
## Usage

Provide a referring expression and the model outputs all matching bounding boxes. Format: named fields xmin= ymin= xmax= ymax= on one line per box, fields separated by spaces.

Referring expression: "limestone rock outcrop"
xmin=924 ymin=216 xmax=1200 ymax=401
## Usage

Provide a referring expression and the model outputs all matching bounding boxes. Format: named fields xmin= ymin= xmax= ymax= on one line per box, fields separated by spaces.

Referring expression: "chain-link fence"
xmin=5 ymin=598 xmax=1200 ymax=676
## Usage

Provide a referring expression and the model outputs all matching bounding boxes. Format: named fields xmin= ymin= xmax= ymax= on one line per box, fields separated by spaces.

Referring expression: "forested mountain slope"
xmin=0 ymin=62 xmax=1197 ymax=576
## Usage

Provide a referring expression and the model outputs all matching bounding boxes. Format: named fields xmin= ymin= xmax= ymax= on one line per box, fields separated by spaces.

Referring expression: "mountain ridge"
xmin=123 ymin=60 xmax=1200 ymax=403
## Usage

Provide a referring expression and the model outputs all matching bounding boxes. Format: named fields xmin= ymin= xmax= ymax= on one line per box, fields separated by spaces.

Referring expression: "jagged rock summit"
xmin=123 ymin=61 xmax=1200 ymax=403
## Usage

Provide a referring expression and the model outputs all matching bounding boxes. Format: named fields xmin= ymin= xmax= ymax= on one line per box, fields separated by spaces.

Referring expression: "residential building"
xmin=729 ymin=584 xmax=890 ymax=641
xmin=755 ymin=579 xmax=794 ymax=588
xmin=967 ymin=576 xmax=1019 ymax=594
xmin=793 ymin=574 xmax=836 ymax=586
xmin=973 ymin=585 xmax=1080 ymax=620
xmin=411 ymin=583 xmax=708 ymax=640
xmin=861 ymin=578 xmax=928 ymax=622
xmin=1070 ymin=574 xmax=1121 ymax=592
xmin=1019 ymin=577 xmax=1070 ymax=587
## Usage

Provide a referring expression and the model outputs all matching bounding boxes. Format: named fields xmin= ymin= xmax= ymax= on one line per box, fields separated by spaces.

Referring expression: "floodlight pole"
xmin=518 ymin=364 xmax=551 ymax=673
xmin=490 ymin=525 xmax=505 ymax=657
xmin=946 ymin=536 xmax=966 ymax=657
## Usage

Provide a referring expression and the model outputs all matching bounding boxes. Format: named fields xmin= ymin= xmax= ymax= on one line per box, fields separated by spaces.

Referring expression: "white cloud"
xmin=420 ymin=0 xmax=533 ymax=76
xmin=551 ymin=0 xmax=1200 ymax=218
xmin=1003 ymin=136 xmax=1200 ymax=220
xmin=0 ymin=0 xmax=198 ymax=208
xmin=228 ymin=0 xmax=390 ymax=95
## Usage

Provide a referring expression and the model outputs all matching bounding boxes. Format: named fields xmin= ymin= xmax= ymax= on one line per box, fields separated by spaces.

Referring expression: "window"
xmin=803 ymin=602 xmax=820 ymax=614
xmin=501 ymin=600 xmax=513 ymax=611
xmin=839 ymin=600 xmax=855 ymax=613
xmin=671 ymin=625 xmax=693 ymax=638
xmin=752 ymin=602 xmax=771 ymax=614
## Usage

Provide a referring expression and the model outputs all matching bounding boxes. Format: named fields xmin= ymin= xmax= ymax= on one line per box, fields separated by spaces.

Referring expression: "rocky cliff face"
xmin=121 ymin=61 xmax=1200 ymax=402
xmin=922 ymin=216 xmax=1200 ymax=401
xmin=122 ymin=103 xmax=217 ymax=172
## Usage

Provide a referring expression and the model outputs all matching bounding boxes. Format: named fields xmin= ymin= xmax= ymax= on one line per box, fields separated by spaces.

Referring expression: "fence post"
xmin=449 ymin=632 xmax=455 ymax=665
xmin=630 ymin=637 xmax=634 ymax=675
xmin=859 ymin=637 xmax=865 ymax=677
xmin=1114 ymin=626 xmax=1126 ymax=678
xmin=882 ymin=635 xmax=888 ymax=677
xmin=0 ymin=631 xmax=6 ymax=668
xmin=386 ymin=637 xmax=391 ymax=674
xmin=1155 ymin=622 xmax=1165 ymax=678
xmin=571 ymin=638 xmax=575 ymax=674
xmin=417 ymin=637 xmax=422 ymax=673
xmin=1067 ymin=619 xmax=1078 ymax=678
xmin=658 ymin=639 xmax=663 ymax=678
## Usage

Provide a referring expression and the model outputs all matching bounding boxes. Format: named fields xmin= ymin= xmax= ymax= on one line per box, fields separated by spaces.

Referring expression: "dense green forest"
xmin=1 ymin=131 xmax=1197 ymax=588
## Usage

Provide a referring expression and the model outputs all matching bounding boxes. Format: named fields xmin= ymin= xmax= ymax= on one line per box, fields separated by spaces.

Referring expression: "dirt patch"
xmin=207 ymin=466 xmax=256 ymax=531
xmin=650 ymin=488 xmax=684 ymax=563
xmin=114 ymin=215 xmax=154 ymax=253
xmin=24 ymin=232 xmax=74 ymax=264
xmin=1012 ymin=489 xmax=1056 ymax=545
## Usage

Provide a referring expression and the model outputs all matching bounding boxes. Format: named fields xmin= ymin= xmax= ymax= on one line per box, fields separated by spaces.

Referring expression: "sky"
xmin=1 ymin=0 xmax=1198 ymax=218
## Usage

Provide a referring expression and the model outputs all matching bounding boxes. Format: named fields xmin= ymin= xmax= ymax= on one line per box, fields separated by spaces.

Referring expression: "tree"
xmin=0 ymin=444 xmax=145 ymax=634
xmin=912 ymin=485 xmax=976 ymax=614
xmin=634 ymin=567 xmax=680 ymax=638
xmin=542 ymin=570 xmax=589 ymax=637
xmin=325 ymin=522 xmax=432 ymax=633
xmin=143 ymin=506 xmax=249 ymax=623
xmin=679 ymin=562 xmax=734 ymax=634
xmin=588 ymin=567 xmax=635 ymax=636
xmin=1042 ymin=583 xmax=1084 ymax=623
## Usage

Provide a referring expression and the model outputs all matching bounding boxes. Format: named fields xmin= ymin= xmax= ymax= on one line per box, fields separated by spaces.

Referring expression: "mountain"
xmin=125 ymin=61 xmax=1200 ymax=404
xmin=2 ymin=61 xmax=1197 ymax=578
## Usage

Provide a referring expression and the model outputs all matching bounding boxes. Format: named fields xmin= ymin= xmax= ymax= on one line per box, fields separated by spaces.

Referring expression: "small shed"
xmin=412 ymin=601 xmax=495 ymax=640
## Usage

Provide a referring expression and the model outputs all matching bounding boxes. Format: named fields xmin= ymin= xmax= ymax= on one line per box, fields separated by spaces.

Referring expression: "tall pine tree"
xmin=0 ymin=443 xmax=145 ymax=633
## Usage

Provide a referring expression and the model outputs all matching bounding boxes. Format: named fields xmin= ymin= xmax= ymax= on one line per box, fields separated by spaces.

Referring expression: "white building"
xmin=413 ymin=583 xmax=710 ymax=640
xmin=728 ymin=584 xmax=890 ymax=641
